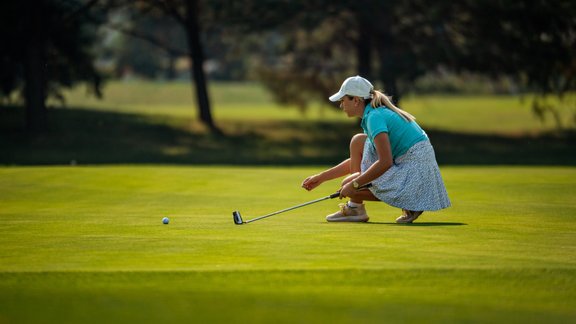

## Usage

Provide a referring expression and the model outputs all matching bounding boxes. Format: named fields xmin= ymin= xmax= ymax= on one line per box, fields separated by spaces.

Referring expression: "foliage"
xmin=112 ymin=12 xmax=183 ymax=79
xmin=410 ymin=70 xmax=519 ymax=95
xmin=437 ymin=0 xmax=576 ymax=128
xmin=0 ymin=0 xmax=103 ymax=105
xmin=440 ymin=1 xmax=575 ymax=94
xmin=211 ymin=1 xmax=386 ymax=106
xmin=213 ymin=0 xmax=576 ymax=127
xmin=254 ymin=17 xmax=353 ymax=112
xmin=2 ymin=1 xmax=574 ymax=131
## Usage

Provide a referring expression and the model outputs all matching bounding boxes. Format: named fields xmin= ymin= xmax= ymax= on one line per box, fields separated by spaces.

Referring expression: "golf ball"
xmin=162 ymin=217 xmax=169 ymax=224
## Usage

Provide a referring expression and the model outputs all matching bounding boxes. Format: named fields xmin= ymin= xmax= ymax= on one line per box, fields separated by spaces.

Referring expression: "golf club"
xmin=232 ymin=183 xmax=372 ymax=225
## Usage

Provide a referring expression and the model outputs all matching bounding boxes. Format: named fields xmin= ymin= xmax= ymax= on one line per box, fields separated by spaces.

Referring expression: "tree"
xmin=209 ymin=0 xmax=428 ymax=107
xmin=0 ymin=0 xmax=103 ymax=133
xmin=112 ymin=12 xmax=184 ymax=79
xmin=206 ymin=1 xmax=357 ymax=110
xmin=122 ymin=0 xmax=220 ymax=133
xmin=438 ymin=0 xmax=576 ymax=128
xmin=218 ymin=0 xmax=576 ymax=127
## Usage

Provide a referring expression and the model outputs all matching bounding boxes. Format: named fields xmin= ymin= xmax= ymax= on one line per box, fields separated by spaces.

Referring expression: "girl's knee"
xmin=349 ymin=133 xmax=367 ymax=173
xmin=341 ymin=172 xmax=360 ymax=186
xmin=350 ymin=133 xmax=367 ymax=151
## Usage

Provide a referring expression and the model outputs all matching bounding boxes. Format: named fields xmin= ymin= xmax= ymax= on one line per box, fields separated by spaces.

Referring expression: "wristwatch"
xmin=352 ymin=180 xmax=360 ymax=189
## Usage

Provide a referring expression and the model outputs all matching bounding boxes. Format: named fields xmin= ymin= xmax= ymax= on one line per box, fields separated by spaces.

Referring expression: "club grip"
xmin=329 ymin=192 xmax=340 ymax=199
xmin=329 ymin=183 xmax=372 ymax=199
xmin=359 ymin=183 xmax=373 ymax=189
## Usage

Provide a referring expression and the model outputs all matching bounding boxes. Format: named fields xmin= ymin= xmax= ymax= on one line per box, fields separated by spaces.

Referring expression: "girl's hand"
xmin=301 ymin=174 xmax=323 ymax=191
xmin=339 ymin=181 xmax=355 ymax=198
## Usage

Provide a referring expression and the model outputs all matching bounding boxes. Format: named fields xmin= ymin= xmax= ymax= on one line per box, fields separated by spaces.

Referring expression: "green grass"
xmin=4 ymin=81 xmax=575 ymax=166
xmin=54 ymin=81 xmax=575 ymax=133
xmin=2 ymin=81 xmax=575 ymax=322
xmin=1 ymin=166 xmax=575 ymax=323
xmin=53 ymin=81 xmax=345 ymax=121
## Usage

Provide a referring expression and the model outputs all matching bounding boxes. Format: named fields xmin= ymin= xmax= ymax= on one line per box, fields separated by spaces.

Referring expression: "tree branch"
xmin=105 ymin=21 xmax=188 ymax=56
xmin=62 ymin=0 xmax=102 ymax=23
xmin=149 ymin=0 xmax=186 ymax=25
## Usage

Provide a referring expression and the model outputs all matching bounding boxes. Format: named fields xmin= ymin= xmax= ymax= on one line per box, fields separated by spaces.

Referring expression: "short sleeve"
xmin=366 ymin=112 xmax=388 ymax=141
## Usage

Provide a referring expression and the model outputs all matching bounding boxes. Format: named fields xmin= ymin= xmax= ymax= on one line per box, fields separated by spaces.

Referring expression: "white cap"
xmin=329 ymin=76 xmax=374 ymax=102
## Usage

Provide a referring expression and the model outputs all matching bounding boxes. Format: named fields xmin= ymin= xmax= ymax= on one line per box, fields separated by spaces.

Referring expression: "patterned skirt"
xmin=361 ymin=139 xmax=451 ymax=211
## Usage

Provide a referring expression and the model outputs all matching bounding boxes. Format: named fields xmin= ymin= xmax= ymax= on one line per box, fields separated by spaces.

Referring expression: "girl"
xmin=302 ymin=76 xmax=450 ymax=223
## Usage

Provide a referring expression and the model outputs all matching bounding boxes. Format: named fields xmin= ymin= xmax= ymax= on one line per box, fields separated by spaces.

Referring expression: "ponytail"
xmin=370 ymin=90 xmax=416 ymax=122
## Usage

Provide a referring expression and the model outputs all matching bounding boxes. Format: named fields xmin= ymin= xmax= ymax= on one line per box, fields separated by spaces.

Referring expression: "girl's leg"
xmin=326 ymin=189 xmax=378 ymax=222
xmin=326 ymin=133 xmax=376 ymax=222
xmin=340 ymin=133 xmax=368 ymax=187
xmin=349 ymin=188 xmax=379 ymax=202
xmin=347 ymin=133 xmax=376 ymax=204
xmin=349 ymin=133 xmax=367 ymax=174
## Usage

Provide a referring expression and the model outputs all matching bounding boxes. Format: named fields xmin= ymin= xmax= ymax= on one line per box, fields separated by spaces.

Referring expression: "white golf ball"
xmin=162 ymin=217 xmax=169 ymax=224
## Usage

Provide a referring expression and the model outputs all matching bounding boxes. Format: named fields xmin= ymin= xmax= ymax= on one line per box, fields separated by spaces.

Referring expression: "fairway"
xmin=1 ymin=166 xmax=575 ymax=323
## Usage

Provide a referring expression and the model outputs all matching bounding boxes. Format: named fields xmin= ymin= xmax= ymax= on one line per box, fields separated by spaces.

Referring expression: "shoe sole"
xmin=396 ymin=213 xmax=422 ymax=224
xmin=326 ymin=216 xmax=369 ymax=222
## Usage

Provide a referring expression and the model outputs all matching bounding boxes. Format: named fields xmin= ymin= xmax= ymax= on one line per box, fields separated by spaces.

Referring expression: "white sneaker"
xmin=326 ymin=203 xmax=369 ymax=222
xmin=396 ymin=210 xmax=423 ymax=223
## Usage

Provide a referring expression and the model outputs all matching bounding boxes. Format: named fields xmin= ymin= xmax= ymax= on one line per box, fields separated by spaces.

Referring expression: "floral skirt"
xmin=361 ymin=139 xmax=451 ymax=211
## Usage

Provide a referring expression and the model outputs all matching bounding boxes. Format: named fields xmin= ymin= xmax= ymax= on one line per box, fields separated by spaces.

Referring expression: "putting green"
xmin=0 ymin=166 xmax=575 ymax=323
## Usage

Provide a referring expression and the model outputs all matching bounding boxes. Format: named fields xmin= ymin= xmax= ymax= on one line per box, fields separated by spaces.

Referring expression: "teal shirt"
xmin=361 ymin=104 xmax=428 ymax=159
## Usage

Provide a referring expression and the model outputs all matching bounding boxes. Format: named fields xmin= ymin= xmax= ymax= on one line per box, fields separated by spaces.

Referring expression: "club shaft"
xmin=244 ymin=195 xmax=331 ymax=223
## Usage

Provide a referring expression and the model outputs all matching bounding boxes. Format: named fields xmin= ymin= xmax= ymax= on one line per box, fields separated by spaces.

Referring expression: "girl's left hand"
xmin=339 ymin=182 xmax=354 ymax=198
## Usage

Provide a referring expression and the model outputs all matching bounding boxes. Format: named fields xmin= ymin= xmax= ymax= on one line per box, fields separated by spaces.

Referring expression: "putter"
xmin=232 ymin=183 xmax=372 ymax=225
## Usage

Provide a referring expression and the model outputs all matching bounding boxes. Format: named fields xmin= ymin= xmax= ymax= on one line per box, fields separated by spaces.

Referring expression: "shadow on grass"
xmin=366 ymin=222 xmax=468 ymax=226
xmin=1 ymin=106 xmax=575 ymax=166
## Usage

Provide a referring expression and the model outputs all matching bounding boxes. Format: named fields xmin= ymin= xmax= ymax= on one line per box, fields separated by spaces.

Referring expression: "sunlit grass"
xmin=52 ymin=81 xmax=574 ymax=133
xmin=4 ymin=80 xmax=576 ymax=322
xmin=0 ymin=165 xmax=575 ymax=323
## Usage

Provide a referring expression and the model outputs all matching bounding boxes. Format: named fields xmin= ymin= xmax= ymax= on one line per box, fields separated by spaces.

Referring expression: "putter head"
xmin=232 ymin=211 xmax=244 ymax=225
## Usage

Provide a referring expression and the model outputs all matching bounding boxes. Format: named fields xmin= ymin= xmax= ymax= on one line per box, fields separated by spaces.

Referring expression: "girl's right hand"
xmin=301 ymin=174 xmax=323 ymax=191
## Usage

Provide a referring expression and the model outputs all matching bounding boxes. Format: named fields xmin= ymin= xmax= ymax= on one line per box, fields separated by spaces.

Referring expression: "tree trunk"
xmin=183 ymin=0 xmax=221 ymax=134
xmin=356 ymin=17 xmax=372 ymax=80
xmin=375 ymin=33 xmax=401 ymax=104
xmin=23 ymin=1 xmax=48 ymax=133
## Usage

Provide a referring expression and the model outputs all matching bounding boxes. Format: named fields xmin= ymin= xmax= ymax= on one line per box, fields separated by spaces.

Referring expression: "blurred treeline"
xmin=1 ymin=0 xmax=575 ymax=133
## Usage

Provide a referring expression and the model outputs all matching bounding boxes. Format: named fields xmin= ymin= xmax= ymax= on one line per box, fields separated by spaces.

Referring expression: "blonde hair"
xmin=369 ymin=90 xmax=416 ymax=122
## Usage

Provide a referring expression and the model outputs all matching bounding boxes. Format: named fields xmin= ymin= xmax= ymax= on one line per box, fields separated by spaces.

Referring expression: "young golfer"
xmin=302 ymin=76 xmax=450 ymax=223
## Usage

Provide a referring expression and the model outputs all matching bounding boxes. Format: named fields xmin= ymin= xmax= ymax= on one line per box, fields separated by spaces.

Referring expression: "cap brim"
xmin=329 ymin=92 xmax=345 ymax=102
